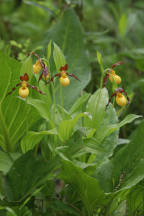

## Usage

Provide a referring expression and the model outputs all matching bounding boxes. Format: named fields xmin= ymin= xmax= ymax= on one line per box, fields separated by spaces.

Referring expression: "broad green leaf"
xmin=3 ymin=151 xmax=58 ymax=202
xmin=0 ymin=52 xmax=11 ymax=103
xmin=2 ymin=207 xmax=16 ymax=216
xmin=61 ymin=160 xmax=107 ymax=214
xmin=95 ymin=104 xmax=118 ymax=142
xmin=20 ymin=56 xmax=33 ymax=79
xmin=58 ymin=130 xmax=87 ymax=160
xmin=73 ymin=144 xmax=104 ymax=159
xmin=21 ymin=129 xmax=57 ymax=153
xmin=113 ymin=120 xmax=144 ymax=190
xmin=0 ymin=53 xmax=40 ymax=151
xmin=117 ymin=114 xmax=142 ymax=128
xmin=126 ymin=185 xmax=144 ymax=215
xmin=95 ymin=113 xmax=141 ymax=143
xmin=93 ymin=112 xmax=141 ymax=192
xmin=87 ymin=104 xmax=118 ymax=168
xmin=51 ymin=200 xmax=79 ymax=216
xmin=58 ymin=113 xmax=85 ymax=142
xmin=69 ymin=93 xmax=90 ymax=115
xmin=14 ymin=206 xmax=32 ymax=216
xmin=96 ymin=120 xmax=144 ymax=194
xmin=0 ymin=104 xmax=11 ymax=152
xmin=0 ymin=150 xmax=20 ymax=174
xmin=23 ymin=0 xmax=55 ymax=15
xmin=117 ymin=138 xmax=130 ymax=145
xmin=56 ymin=104 xmax=71 ymax=121
xmin=84 ymin=88 xmax=108 ymax=129
xmin=26 ymin=94 xmax=74 ymax=129
xmin=26 ymin=97 xmax=55 ymax=128
xmin=44 ymin=8 xmax=91 ymax=108
xmin=53 ymin=42 xmax=66 ymax=72
xmin=1 ymin=96 xmax=40 ymax=151
xmin=21 ymin=131 xmax=43 ymax=154
xmin=27 ymin=95 xmax=51 ymax=120
xmin=121 ymin=159 xmax=144 ymax=190
xmin=26 ymin=97 xmax=50 ymax=121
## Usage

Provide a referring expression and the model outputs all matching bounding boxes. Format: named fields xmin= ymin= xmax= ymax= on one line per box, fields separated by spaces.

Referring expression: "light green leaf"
xmin=84 ymin=88 xmax=108 ymax=129
xmin=20 ymin=55 xmax=33 ymax=79
xmin=21 ymin=131 xmax=43 ymax=154
xmin=0 ymin=53 xmax=40 ymax=151
xmin=2 ymin=97 xmax=40 ymax=151
xmin=0 ymin=150 xmax=20 ymax=174
xmin=58 ymin=113 xmax=85 ymax=142
xmin=133 ymin=48 xmax=144 ymax=55
xmin=87 ymin=104 xmax=118 ymax=167
xmin=0 ymin=52 xmax=11 ymax=103
xmin=21 ymin=129 xmax=57 ymax=153
xmin=53 ymin=42 xmax=66 ymax=72
xmin=69 ymin=93 xmax=90 ymax=115
xmin=118 ymin=138 xmax=130 ymax=145
xmin=94 ymin=114 xmax=141 ymax=144
xmin=26 ymin=97 xmax=51 ymax=122
xmin=118 ymin=114 xmax=142 ymax=128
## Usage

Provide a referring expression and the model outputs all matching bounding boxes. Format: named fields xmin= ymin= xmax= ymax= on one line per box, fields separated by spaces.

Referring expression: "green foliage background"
xmin=0 ymin=0 xmax=144 ymax=215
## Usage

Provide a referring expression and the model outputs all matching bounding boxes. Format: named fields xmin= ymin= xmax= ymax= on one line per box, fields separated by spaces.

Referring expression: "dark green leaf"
xmin=61 ymin=160 xmax=107 ymax=214
xmin=3 ymin=151 xmax=58 ymax=202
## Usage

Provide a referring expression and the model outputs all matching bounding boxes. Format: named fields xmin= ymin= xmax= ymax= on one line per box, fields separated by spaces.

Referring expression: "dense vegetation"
xmin=0 ymin=0 xmax=144 ymax=215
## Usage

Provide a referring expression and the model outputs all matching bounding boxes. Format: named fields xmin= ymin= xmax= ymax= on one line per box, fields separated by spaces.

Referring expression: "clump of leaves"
xmin=0 ymin=8 xmax=143 ymax=216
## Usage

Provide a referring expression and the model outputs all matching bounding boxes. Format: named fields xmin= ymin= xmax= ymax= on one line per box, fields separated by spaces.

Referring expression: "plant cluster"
xmin=0 ymin=1 xmax=144 ymax=215
xmin=0 ymin=38 xmax=143 ymax=215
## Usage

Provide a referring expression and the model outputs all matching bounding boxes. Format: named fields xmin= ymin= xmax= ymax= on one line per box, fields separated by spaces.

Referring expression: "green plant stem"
xmin=60 ymin=85 xmax=64 ymax=108
xmin=117 ymin=106 xmax=125 ymax=117
xmin=99 ymin=64 xmax=105 ymax=88
xmin=51 ymin=83 xmax=57 ymax=158
xmin=60 ymin=84 xmax=65 ymax=119
xmin=0 ymin=103 xmax=11 ymax=152
xmin=51 ymin=82 xmax=56 ymax=124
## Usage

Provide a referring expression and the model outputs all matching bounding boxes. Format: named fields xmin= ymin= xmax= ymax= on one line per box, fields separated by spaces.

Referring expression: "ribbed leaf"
xmin=84 ymin=88 xmax=108 ymax=129
xmin=3 ymin=151 xmax=58 ymax=202
xmin=21 ymin=129 xmax=57 ymax=153
xmin=58 ymin=113 xmax=85 ymax=142
xmin=20 ymin=56 xmax=33 ymax=80
xmin=96 ymin=120 xmax=144 ymax=194
xmin=0 ymin=53 xmax=40 ymax=151
xmin=61 ymin=160 xmax=107 ymax=214
xmin=53 ymin=43 xmax=66 ymax=72
xmin=0 ymin=150 xmax=20 ymax=174
xmin=0 ymin=52 xmax=11 ymax=103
